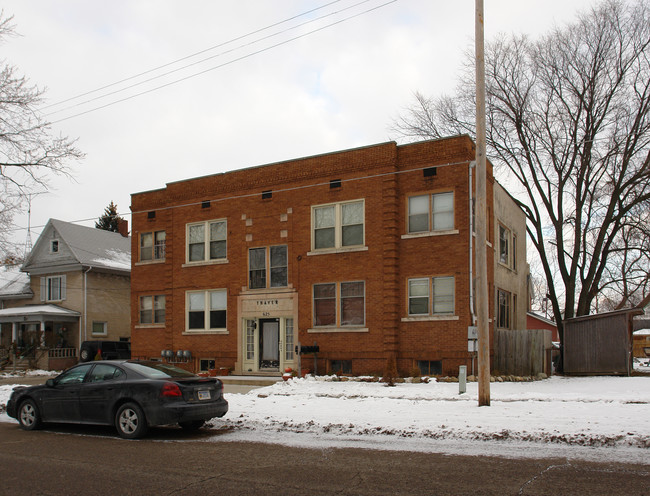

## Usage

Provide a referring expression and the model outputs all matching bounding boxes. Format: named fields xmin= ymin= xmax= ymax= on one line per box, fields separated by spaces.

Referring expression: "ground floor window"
xmin=91 ymin=321 xmax=107 ymax=336
xmin=187 ymin=289 xmax=227 ymax=332
xmin=497 ymin=289 xmax=512 ymax=329
xmin=313 ymin=281 xmax=365 ymax=327
xmin=139 ymin=295 xmax=166 ymax=324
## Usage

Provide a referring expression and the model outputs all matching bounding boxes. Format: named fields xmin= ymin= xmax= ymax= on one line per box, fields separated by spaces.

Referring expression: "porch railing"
xmin=48 ymin=347 xmax=78 ymax=359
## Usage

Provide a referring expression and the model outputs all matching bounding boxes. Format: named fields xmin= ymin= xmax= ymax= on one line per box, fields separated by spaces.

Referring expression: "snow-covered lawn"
xmin=1 ymin=372 xmax=648 ymax=464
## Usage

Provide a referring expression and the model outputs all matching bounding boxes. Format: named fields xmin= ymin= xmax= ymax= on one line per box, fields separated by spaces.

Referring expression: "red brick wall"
xmin=130 ymin=137 xmax=495 ymax=376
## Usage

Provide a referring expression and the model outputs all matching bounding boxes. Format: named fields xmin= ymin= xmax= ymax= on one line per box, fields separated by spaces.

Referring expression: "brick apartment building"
xmin=130 ymin=135 xmax=527 ymax=377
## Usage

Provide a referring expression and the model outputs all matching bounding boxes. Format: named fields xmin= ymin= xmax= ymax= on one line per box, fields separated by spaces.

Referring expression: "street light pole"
xmin=475 ymin=0 xmax=490 ymax=406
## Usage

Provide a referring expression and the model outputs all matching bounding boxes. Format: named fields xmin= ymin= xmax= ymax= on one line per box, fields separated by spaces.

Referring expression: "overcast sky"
xmin=3 ymin=0 xmax=597 ymax=249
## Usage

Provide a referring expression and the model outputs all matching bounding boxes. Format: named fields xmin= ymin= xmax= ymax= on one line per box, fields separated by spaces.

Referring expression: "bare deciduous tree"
xmin=0 ymin=13 xmax=83 ymax=258
xmin=391 ymin=0 xmax=650 ymax=355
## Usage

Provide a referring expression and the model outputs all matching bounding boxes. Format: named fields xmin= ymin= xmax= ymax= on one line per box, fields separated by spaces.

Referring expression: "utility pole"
xmin=475 ymin=0 xmax=490 ymax=406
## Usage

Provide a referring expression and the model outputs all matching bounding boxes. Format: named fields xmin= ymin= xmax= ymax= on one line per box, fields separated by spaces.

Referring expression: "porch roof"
xmin=0 ymin=304 xmax=81 ymax=323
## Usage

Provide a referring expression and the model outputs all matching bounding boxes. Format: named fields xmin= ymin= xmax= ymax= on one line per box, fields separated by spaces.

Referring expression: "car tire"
xmin=179 ymin=420 xmax=205 ymax=431
xmin=115 ymin=402 xmax=148 ymax=439
xmin=79 ymin=348 xmax=91 ymax=362
xmin=18 ymin=399 xmax=41 ymax=431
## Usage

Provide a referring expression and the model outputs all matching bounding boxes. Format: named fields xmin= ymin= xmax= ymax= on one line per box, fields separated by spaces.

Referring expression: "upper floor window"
xmin=140 ymin=230 xmax=166 ymax=261
xmin=313 ymin=281 xmax=365 ymax=327
xmin=41 ymin=275 xmax=66 ymax=302
xmin=498 ymin=224 xmax=517 ymax=269
xmin=249 ymin=245 xmax=288 ymax=289
xmin=408 ymin=192 xmax=454 ymax=233
xmin=408 ymin=276 xmax=455 ymax=316
xmin=139 ymin=295 xmax=166 ymax=324
xmin=50 ymin=240 xmax=59 ymax=253
xmin=312 ymin=200 xmax=364 ymax=250
xmin=187 ymin=220 xmax=227 ymax=263
xmin=187 ymin=289 xmax=227 ymax=332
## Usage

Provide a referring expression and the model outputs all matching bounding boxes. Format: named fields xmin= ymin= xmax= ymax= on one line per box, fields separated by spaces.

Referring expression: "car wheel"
xmin=79 ymin=348 xmax=91 ymax=362
xmin=115 ymin=402 xmax=148 ymax=439
xmin=179 ymin=420 xmax=205 ymax=431
xmin=18 ymin=399 xmax=41 ymax=431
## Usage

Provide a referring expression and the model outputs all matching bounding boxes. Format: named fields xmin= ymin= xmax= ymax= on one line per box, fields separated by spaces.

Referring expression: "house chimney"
xmin=117 ymin=219 xmax=129 ymax=237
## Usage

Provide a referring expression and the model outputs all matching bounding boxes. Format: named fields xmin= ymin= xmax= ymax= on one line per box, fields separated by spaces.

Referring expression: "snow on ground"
xmin=1 ymin=373 xmax=648 ymax=464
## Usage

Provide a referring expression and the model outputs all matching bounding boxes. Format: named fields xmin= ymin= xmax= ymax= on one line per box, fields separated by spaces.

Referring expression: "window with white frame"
xmin=312 ymin=200 xmax=364 ymax=250
xmin=92 ymin=321 xmax=107 ymax=336
xmin=139 ymin=295 xmax=165 ymax=324
xmin=140 ymin=230 xmax=166 ymax=261
xmin=187 ymin=220 xmax=227 ymax=263
xmin=408 ymin=191 xmax=454 ymax=233
xmin=41 ymin=275 xmax=66 ymax=302
xmin=187 ymin=289 xmax=227 ymax=331
xmin=497 ymin=289 xmax=511 ymax=329
xmin=249 ymin=245 xmax=288 ymax=289
xmin=407 ymin=276 xmax=455 ymax=316
xmin=313 ymin=281 xmax=365 ymax=327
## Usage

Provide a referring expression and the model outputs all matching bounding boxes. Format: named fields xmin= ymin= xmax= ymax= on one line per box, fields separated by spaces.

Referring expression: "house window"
xmin=512 ymin=234 xmax=517 ymax=271
xmin=187 ymin=220 xmax=227 ymax=263
xmin=407 ymin=276 xmax=455 ymax=315
xmin=408 ymin=192 xmax=454 ymax=233
xmin=139 ymin=295 xmax=165 ymax=324
xmin=41 ymin=275 xmax=66 ymax=302
xmin=248 ymin=245 xmax=288 ymax=289
xmin=313 ymin=281 xmax=365 ymax=327
xmin=497 ymin=289 xmax=511 ymax=329
xmin=50 ymin=240 xmax=59 ymax=253
xmin=312 ymin=200 xmax=364 ymax=250
xmin=330 ymin=360 xmax=352 ymax=375
xmin=200 ymin=359 xmax=216 ymax=372
xmin=187 ymin=289 xmax=227 ymax=332
xmin=92 ymin=321 xmax=107 ymax=336
xmin=140 ymin=230 xmax=166 ymax=261
xmin=417 ymin=360 xmax=442 ymax=376
xmin=499 ymin=224 xmax=510 ymax=265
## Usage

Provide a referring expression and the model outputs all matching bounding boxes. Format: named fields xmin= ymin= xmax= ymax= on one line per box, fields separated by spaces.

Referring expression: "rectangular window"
xmin=313 ymin=283 xmax=336 ymax=326
xmin=139 ymin=295 xmax=165 ymax=324
xmin=408 ymin=192 xmax=454 ymax=233
xmin=313 ymin=281 xmax=365 ymax=327
xmin=497 ymin=289 xmax=511 ymax=329
xmin=285 ymin=318 xmax=294 ymax=361
xmin=417 ymin=360 xmax=442 ymax=376
xmin=187 ymin=290 xmax=227 ymax=331
xmin=51 ymin=240 xmax=59 ymax=253
xmin=187 ymin=220 xmax=227 ymax=263
xmin=407 ymin=276 xmax=455 ymax=316
xmin=330 ymin=360 xmax=352 ymax=375
xmin=408 ymin=278 xmax=429 ymax=315
xmin=140 ymin=230 xmax=166 ymax=261
xmin=92 ymin=321 xmax=107 ymax=336
xmin=312 ymin=200 xmax=364 ymax=250
xmin=41 ymin=275 xmax=66 ymax=302
xmin=499 ymin=224 xmax=510 ymax=265
xmin=248 ymin=245 xmax=288 ymax=289
xmin=512 ymin=234 xmax=517 ymax=271
xmin=432 ymin=276 xmax=454 ymax=314
xmin=200 ymin=359 xmax=216 ymax=372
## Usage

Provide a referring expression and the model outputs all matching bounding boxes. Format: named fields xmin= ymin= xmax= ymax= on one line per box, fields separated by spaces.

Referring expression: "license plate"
xmin=198 ymin=390 xmax=211 ymax=400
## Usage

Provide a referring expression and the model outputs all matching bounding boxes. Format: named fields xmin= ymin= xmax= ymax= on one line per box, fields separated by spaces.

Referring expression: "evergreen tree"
xmin=95 ymin=201 xmax=124 ymax=233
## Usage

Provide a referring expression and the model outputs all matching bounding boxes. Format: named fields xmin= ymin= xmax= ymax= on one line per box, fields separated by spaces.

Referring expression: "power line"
xmin=40 ymin=0 xmax=345 ymax=112
xmin=50 ymin=0 xmax=398 ymax=124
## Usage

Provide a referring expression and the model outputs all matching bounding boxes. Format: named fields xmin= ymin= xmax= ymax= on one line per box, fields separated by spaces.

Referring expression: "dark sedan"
xmin=6 ymin=360 xmax=228 ymax=439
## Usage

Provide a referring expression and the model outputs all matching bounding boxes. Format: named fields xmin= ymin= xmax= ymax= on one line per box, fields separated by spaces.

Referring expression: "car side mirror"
xmin=46 ymin=379 xmax=56 ymax=387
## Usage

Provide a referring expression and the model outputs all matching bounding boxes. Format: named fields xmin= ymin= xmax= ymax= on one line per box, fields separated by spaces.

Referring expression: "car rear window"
xmin=126 ymin=362 xmax=196 ymax=379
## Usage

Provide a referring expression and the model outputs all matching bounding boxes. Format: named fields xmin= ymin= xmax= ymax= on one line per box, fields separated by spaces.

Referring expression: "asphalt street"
xmin=0 ymin=422 xmax=648 ymax=495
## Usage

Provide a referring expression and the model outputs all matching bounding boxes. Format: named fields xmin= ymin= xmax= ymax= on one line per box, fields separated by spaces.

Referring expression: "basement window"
xmin=417 ymin=360 xmax=442 ymax=376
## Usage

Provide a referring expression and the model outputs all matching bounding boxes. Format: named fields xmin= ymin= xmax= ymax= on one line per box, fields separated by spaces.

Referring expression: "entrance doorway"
xmin=242 ymin=317 xmax=294 ymax=374
xmin=259 ymin=319 xmax=279 ymax=370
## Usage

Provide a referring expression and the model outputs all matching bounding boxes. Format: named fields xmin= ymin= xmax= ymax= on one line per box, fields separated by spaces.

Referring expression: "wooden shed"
xmin=563 ymin=307 xmax=643 ymax=376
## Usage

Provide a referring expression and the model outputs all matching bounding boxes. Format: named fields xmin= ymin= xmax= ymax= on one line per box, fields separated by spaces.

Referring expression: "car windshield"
xmin=126 ymin=362 xmax=196 ymax=379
